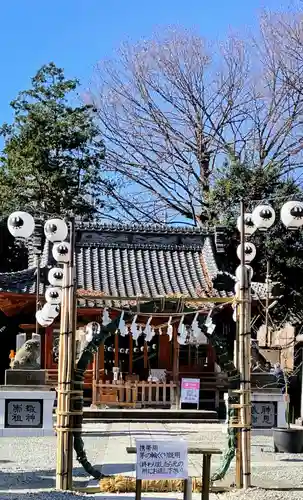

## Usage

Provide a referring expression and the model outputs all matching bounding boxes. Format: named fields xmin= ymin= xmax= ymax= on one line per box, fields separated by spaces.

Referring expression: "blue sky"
xmin=0 ymin=0 xmax=288 ymax=124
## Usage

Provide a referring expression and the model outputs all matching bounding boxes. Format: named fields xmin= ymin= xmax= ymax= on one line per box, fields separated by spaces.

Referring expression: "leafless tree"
xmin=89 ymin=22 xmax=303 ymax=224
xmin=256 ymin=10 xmax=303 ymax=160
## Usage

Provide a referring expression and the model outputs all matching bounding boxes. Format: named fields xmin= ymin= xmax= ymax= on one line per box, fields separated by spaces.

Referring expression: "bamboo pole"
xmin=245 ymin=278 xmax=252 ymax=487
xmin=66 ymin=218 xmax=77 ymax=489
xmin=56 ymin=218 xmax=77 ymax=490
xmin=239 ymin=200 xmax=251 ymax=489
xmin=56 ymin=261 xmax=70 ymax=490
xmin=234 ymin=304 xmax=243 ymax=489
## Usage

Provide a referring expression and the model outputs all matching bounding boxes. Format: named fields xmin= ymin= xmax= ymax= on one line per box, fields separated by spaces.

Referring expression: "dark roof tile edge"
xmin=76 ymin=242 xmax=206 ymax=251
xmin=75 ymin=221 xmax=217 ymax=235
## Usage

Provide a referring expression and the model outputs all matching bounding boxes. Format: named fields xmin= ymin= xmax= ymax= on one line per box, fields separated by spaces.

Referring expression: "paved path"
xmin=1 ymin=422 xmax=303 ymax=497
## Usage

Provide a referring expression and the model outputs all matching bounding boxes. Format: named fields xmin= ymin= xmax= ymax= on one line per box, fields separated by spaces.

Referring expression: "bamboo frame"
xmin=238 ymin=201 xmax=251 ymax=489
xmin=55 ymin=218 xmax=77 ymax=491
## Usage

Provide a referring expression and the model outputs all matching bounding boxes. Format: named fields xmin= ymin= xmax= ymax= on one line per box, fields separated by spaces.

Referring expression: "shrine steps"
xmin=79 ymin=408 xmax=219 ymax=423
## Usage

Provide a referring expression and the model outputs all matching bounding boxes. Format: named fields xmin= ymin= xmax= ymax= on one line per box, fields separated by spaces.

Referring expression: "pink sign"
xmin=181 ymin=378 xmax=200 ymax=404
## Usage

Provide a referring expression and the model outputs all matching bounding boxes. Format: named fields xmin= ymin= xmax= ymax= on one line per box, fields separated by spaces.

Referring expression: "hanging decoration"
xmin=235 ymin=264 xmax=253 ymax=282
xmin=144 ymin=317 xmax=154 ymax=342
xmin=205 ymin=313 xmax=215 ymax=336
xmin=7 ymin=211 xmax=35 ymax=239
xmin=85 ymin=322 xmax=101 ymax=343
xmin=48 ymin=267 xmax=64 ymax=287
xmin=52 ymin=241 xmax=71 ymax=264
xmin=280 ymin=201 xmax=303 ymax=230
xmin=131 ymin=316 xmax=142 ymax=342
xmin=252 ymin=204 xmax=275 ymax=231
xmin=44 ymin=218 xmax=68 ymax=243
xmin=166 ymin=317 xmax=173 ymax=341
xmin=118 ymin=311 xmax=128 ymax=336
xmin=41 ymin=303 xmax=60 ymax=320
xmin=45 ymin=286 xmax=62 ymax=305
xmin=36 ymin=309 xmax=53 ymax=327
xmin=237 ymin=213 xmax=257 ymax=236
xmin=102 ymin=308 xmax=111 ymax=326
xmin=236 ymin=242 xmax=256 ymax=264
xmin=177 ymin=316 xmax=187 ymax=345
xmin=190 ymin=312 xmax=208 ymax=344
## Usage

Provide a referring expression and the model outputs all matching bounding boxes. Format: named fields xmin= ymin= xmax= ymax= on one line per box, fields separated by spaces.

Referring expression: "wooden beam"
xmin=129 ymin=334 xmax=133 ymax=374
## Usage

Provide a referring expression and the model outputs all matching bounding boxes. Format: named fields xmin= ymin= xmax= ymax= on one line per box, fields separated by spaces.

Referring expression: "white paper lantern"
xmin=36 ymin=310 xmax=53 ymax=327
xmin=45 ymin=286 xmax=62 ymax=305
xmin=52 ymin=241 xmax=71 ymax=263
xmin=237 ymin=213 xmax=256 ymax=236
xmin=234 ymin=282 xmax=240 ymax=296
xmin=85 ymin=322 xmax=101 ymax=342
xmin=236 ymin=242 xmax=256 ymax=263
xmin=280 ymin=201 xmax=303 ymax=230
xmin=44 ymin=218 xmax=68 ymax=243
xmin=7 ymin=211 xmax=35 ymax=239
xmin=252 ymin=204 xmax=275 ymax=231
xmin=235 ymin=265 xmax=254 ymax=281
xmin=41 ymin=303 xmax=60 ymax=319
xmin=48 ymin=267 xmax=64 ymax=287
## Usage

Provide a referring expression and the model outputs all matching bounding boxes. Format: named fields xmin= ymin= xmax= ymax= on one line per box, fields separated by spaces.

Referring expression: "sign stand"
xmin=180 ymin=378 xmax=200 ymax=409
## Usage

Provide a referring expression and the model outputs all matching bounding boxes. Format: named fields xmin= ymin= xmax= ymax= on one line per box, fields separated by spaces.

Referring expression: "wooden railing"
xmin=92 ymin=380 xmax=178 ymax=408
xmin=45 ymin=368 xmax=94 ymax=389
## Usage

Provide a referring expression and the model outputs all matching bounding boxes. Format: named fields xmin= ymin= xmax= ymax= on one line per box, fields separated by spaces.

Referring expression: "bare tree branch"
xmin=89 ymin=23 xmax=303 ymax=223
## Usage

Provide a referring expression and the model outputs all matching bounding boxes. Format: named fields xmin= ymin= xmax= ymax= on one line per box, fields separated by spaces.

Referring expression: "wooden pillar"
xmin=129 ymin=335 xmax=133 ymax=374
xmin=100 ymin=344 xmax=105 ymax=380
xmin=172 ymin=325 xmax=180 ymax=408
xmin=115 ymin=334 xmax=119 ymax=367
xmin=172 ymin=325 xmax=179 ymax=382
xmin=144 ymin=342 xmax=148 ymax=370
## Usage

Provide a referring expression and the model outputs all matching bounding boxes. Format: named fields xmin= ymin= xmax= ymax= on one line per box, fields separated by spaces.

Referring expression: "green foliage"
xmin=209 ymin=157 xmax=303 ymax=323
xmin=0 ymin=62 xmax=111 ymax=218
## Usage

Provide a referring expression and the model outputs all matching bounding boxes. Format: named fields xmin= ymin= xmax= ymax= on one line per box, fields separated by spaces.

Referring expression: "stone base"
xmin=5 ymin=369 xmax=46 ymax=386
xmin=0 ymin=387 xmax=55 ymax=437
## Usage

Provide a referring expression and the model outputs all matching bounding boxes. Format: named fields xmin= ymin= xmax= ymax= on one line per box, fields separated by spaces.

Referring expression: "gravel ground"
xmin=0 ymin=422 xmax=303 ymax=499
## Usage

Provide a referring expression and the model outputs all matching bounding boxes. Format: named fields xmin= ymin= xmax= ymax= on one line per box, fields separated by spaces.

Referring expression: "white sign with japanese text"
xmin=181 ymin=378 xmax=200 ymax=405
xmin=5 ymin=400 xmax=42 ymax=428
xmin=136 ymin=440 xmax=188 ymax=480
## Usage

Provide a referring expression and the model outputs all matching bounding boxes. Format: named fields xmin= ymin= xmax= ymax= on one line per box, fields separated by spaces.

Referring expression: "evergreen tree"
xmin=210 ymin=158 xmax=303 ymax=323
xmin=0 ymin=62 xmax=111 ymax=218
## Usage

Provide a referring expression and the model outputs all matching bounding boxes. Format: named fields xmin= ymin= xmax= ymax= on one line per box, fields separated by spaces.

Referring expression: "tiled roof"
xmin=0 ymin=222 xmax=269 ymax=308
